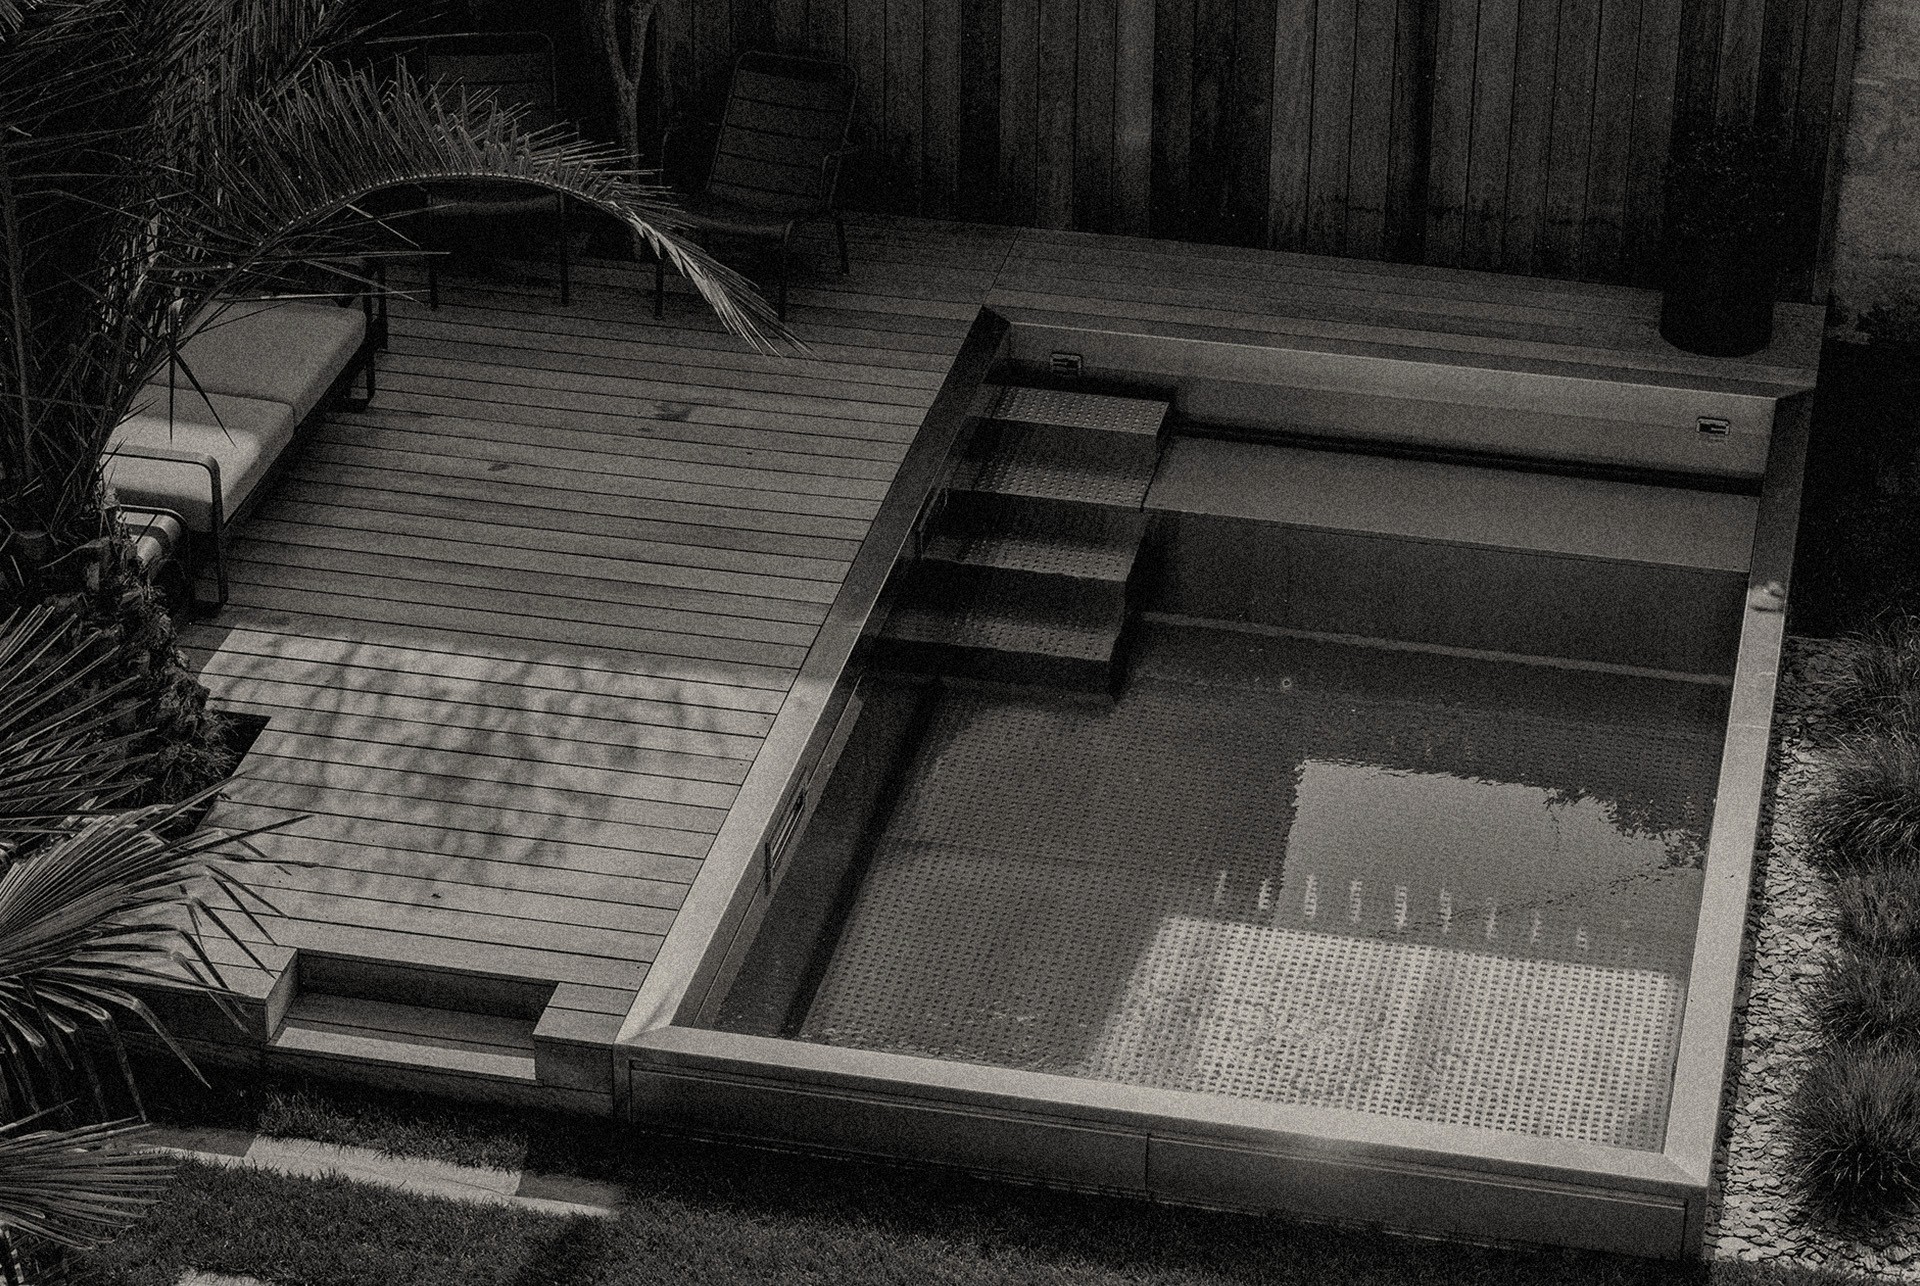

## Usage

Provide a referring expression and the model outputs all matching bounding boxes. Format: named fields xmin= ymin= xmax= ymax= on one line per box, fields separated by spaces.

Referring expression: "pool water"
xmin=795 ymin=621 xmax=1727 ymax=1151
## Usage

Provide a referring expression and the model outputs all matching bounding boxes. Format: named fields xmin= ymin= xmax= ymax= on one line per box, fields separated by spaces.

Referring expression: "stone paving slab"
xmin=141 ymin=1126 xmax=622 ymax=1219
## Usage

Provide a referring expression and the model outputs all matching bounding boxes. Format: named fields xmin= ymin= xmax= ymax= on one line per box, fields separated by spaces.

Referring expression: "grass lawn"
xmin=42 ymin=1063 xmax=1851 ymax=1286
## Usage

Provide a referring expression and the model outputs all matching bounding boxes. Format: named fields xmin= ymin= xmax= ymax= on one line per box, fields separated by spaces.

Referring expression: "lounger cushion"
xmin=119 ymin=508 xmax=186 ymax=570
xmin=105 ymin=388 xmax=296 ymax=531
xmin=156 ymin=299 xmax=366 ymax=423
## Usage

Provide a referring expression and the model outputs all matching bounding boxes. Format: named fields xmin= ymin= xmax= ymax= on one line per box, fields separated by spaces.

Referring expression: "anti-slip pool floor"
xmin=798 ymin=622 xmax=1728 ymax=1151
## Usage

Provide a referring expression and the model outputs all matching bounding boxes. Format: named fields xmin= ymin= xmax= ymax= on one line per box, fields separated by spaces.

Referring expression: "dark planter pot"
xmin=1659 ymin=238 xmax=1776 ymax=358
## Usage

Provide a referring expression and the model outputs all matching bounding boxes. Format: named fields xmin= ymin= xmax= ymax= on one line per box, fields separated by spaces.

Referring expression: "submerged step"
xmin=929 ymin=491 xmax=1148 ymax=583
xmin=923 ymin=528 xmax=1139 ymax=583
xmin=880 ymin=581 xmax=1125 ymax=691
xmin=960 ymin=423 xmax=1159 ymax=510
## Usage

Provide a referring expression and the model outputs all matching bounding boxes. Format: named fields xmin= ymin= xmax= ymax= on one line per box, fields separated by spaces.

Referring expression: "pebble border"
xmin=1708 ymin=636 xmax=1920 ymax=1277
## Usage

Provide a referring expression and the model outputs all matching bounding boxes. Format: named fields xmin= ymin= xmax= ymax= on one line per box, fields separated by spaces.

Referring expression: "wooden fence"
xmin=647 ymin=0 xmax=1862 ymax=294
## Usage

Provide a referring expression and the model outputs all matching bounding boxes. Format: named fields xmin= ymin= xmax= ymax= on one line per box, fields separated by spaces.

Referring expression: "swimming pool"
xmin=617 ymin=307 xmax=1811 ymax=1258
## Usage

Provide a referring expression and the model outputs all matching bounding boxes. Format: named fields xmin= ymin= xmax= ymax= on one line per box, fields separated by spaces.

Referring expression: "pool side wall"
xmin=618 ymin=312 xmax=1814 ymax=1260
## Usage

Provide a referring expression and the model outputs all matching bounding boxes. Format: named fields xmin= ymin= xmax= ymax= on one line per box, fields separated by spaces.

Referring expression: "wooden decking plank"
xmin=251 ymin=886 xmax=664 ymax=967
xmin=392 ymin=309 xmax=954 ymax=384
xmin=223 ymin=580 xmax=805 ymax=684
xmin=253 ymin=918 xmax=651 ymax=994
xmin=308 ymin=421 xmax=899 ymax=500
xmin=546 ymin=983 xmax=638 ymax=1016
xmin=186 ymin=624 xmax=791 ymax=715
xmin=225 ymin=547 xmax=826 ymax=649
xmin=380 ymin=354 xmax=927 ymax=430
xmin=246 ymin=502 xmax=848 ymax=605
xmin=217 ymin=697 xmax=751 ymax=788
xmin=230 ymin=528 xmax=831 ymax=630
xmin=235 ymin=752 xmax=727 ymax=836
xmin=190 ymin=639 xmax=781 ymax=733
xmin=247 ymin=864 xmax=683 ymax=940
xmin=361 ymin=382 xmax=921 ymax=450
xmin=334 ymin=400 xmax=910 ymax=467
xmin=261 ymin=478 xmax=856 ymax=584
xmin=202 ymin=814 xmax=692 ymax=910
xmin=241 ymin=718 xmax=744 ymax=808
xmin=388 ymin=333 xmax=942 ymax=409
xmin=206 ymin=796 xmax=705 ymax=885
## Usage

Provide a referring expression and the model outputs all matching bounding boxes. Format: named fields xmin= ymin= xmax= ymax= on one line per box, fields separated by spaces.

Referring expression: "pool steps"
xmin=878 ymin=384 xmax=1171 ymax=691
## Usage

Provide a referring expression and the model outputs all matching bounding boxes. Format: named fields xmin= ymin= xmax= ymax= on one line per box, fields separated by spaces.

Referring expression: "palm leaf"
xmin=0 ymin=1113 xmax=171 ymax=1251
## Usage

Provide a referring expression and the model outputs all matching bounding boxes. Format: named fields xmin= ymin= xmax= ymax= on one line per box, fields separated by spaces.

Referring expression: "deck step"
xmin=985 ymin=385 xmax=1171 ymax=437
xmin=270 ymin=994 xmax=538 ymax=1084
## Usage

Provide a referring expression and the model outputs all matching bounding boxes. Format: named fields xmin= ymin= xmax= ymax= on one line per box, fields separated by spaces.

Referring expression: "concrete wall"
xmin=1831 ymin=0 xmax=1920 ymax=322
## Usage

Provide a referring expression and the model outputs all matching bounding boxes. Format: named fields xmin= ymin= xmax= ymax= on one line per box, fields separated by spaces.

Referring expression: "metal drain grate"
xmin=802 ymin=631 xmax=1721 ymax=1150
xmin=989 ymin=386 xmax=1170 ymax=437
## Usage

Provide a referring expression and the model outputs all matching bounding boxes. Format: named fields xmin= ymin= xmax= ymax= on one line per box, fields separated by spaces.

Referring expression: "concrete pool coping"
xmin=615 ymin=304 xmax=1817 ymax=1259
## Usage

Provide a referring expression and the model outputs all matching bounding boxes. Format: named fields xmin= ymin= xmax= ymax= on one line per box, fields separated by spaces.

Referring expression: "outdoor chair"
xmin=656 ymin=52 xmax=857 ymax=320
xmin=416 ymin=31 xmax=572 ymax=307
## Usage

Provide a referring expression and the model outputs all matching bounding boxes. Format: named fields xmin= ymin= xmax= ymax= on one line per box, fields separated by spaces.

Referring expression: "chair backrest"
xmin=420 ymin=31 xmax=560 ymax=131
xmin=705 ymin=53 xmax=856 ymax=217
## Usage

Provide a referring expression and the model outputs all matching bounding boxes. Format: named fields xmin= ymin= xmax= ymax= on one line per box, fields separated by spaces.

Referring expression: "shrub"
xmin=1799 ymin=731 xmax=1920 ymax=871
xmin=1815 ymin=952 xmax=1920 ymax=1046
xmin=1811 ymin=615 xmax=1920 ymax=736
xmin=1836 ymin=865 xmax=1920 ymax=956
xmin=1786 ymin=1046 xmax=1920 ymax=1218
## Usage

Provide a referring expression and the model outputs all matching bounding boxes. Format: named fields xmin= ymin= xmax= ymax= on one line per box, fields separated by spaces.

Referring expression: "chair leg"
xmin=558 ymin=197 xmax=571 ymax=307
xmin=835 ymin=215 xmax=849 ymax=275
xmin=427 ymin=256 xmax=439 ymax=310
xmin=655 ymin=254 xmax=666 ymax=319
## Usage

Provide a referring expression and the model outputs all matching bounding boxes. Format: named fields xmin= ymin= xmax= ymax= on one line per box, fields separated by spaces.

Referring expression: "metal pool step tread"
xmin=269 ymin=993 xmax=538 ymax=1084
xmin=923 ymin=527 xmax=1139 ymax=582
xmin=959 ymin=423 xmax=1159 ymax=510
xmin=982 ymin=385 xmax=1171 ymax=437
xmin=881 ymin=587 xmax=1125 ymax=690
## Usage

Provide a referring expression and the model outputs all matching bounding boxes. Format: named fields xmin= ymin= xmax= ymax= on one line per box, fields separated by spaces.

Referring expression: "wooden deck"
xmin=178 ymin=213 xmax=1821 ymax=1107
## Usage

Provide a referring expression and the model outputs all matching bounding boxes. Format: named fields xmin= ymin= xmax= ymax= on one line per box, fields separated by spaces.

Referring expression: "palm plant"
xmin=0 ymin=604 xmax=288 ymax=1273
xmin=1 ymin=0 xmax=783 ymax=602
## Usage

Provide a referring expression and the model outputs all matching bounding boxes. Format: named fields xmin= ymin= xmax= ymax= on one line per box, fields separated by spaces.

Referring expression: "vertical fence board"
xmin=805 ymin=0 xmax=845 ymax=58
xmin=957 ymin=0 xmax=1003 ymax=220
xmin=1076 ymin=0 xmax=1118 ymax=232
xmin=1345 ymin=0 xmax=1398 ymax=256
xmin=1715 ymin=0 xmax=1767 ymax=121
xmin=1540 ymin=0 xmax=1600 ymax=274
xmin=1622 ymin=0 xmax=1682 ymax=281
xmin=1038 ymin=0 xmax=1080 ymax=227
xmin=1672 ymin=0 xmax=1725 ymax=144
xmin=1268 ymin=0 xmax=1319 ymax=249
xmin=771 ymin=0 xmax=806 ymax=52
xmin=1757 ymin=0 xmax=1810 ymax=134
xmin=924 ymin=0 xmax=961 ymax=213
xmin=733 ymin=0 xmax=776 ymax=52
xmin=1580 ymin=0 xmax=1644 ymax=277
xmin=1151 ymin=0 xmax=1195 ymax=232
xmin=1225 ymin=0 xmax=1278 ymax=242
xmin=1383 ymin=0 xmax=1431 ymax=258
xmin=1499 ymin=0 xmax=1558 ymax=273
xmin=692 ymin=0 xmax=734 ymax=92
xmin=1114 ymin=0 xmax=1157 ymax=233
xmin=845 ymin=0 xmax=889 ymax=207
xmin=1306 ymin=0 xmax=1356 ymax=253
xmin=1801 ymin=0 xmax=1860 ymax=301
xmin=1458 ymin=0 xmax=1518 ymax=268
xmin=883 ymin=0 xmax=926 ymax=211
xmin=1189 ymin=0 xmax=1238 ymax=239
xmin=662 ymin=0 xmax=700 ymax=111
xmin=999 ymin=0 xmax=1041 ymax=222
xmin=1424 ymin=0 xmax=1480 ymax=265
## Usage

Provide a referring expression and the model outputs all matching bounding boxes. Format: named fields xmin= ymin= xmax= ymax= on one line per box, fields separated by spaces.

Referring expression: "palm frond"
xmin=0 ymin=605 xmax=151 ymax=827
xmin=0 ymin=1114 xmax=171 ymax=1250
